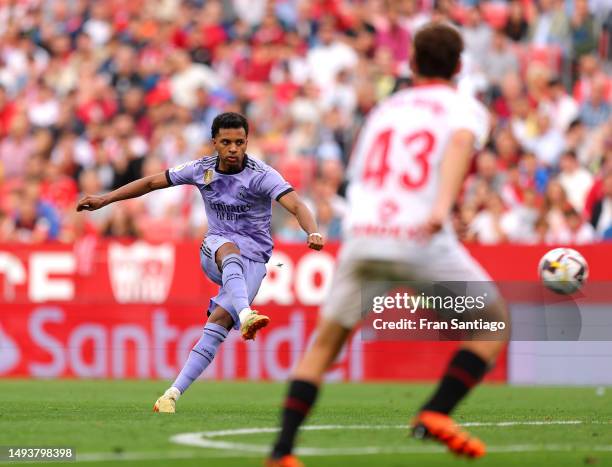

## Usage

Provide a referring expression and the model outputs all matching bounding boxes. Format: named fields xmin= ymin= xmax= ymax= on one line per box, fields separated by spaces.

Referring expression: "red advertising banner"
xmin=1 ymin=241 xmax=611 ymax=381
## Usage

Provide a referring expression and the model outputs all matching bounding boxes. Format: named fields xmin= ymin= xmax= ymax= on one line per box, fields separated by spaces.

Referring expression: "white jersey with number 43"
xmin=345 ymin=84 xmax=489 ymax=241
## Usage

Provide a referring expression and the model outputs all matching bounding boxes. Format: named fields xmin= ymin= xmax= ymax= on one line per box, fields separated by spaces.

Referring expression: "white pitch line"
xmin=193 ymin=420 xmax=588 ymax=438
xmin=461 ymin=420 xmax=587 ymax=427
xmin=170 ymin=421 xmax=612 ymax=456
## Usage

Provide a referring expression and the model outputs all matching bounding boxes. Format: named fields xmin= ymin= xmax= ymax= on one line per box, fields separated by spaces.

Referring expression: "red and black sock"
xmin=271 ymin=379 xmax=319 ymax=459
xmin=421 ymin=349 xmax=488 ymax=415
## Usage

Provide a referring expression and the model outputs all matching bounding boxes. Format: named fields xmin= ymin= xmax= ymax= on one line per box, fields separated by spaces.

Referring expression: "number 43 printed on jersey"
xmin=362 ymin=129 xmax=435 ymax=189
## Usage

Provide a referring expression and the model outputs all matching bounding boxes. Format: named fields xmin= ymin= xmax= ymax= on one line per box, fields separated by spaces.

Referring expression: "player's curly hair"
xmin=413 ymin=23 xmax=463 ymax=80
xmin=211 ymin=112 xmax=249 ymax=138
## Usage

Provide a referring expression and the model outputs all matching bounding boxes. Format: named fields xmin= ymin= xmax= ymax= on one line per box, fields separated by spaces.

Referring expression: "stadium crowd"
xmin=0 ymin=0 xmax=611 ymax=245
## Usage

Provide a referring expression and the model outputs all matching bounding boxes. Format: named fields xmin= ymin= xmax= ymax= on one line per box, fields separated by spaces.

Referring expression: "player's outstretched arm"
xmin=425 ymin=129 xmax=476 ymax=235
xmin=76 ymin=172 xmax=171 ymax=212
xmin=277 ymin=191 xmax=324 ymax=251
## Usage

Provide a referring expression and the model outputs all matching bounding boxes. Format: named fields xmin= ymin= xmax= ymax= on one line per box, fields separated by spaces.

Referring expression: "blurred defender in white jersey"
xmin=266 ymin=23 xmax=509 ymax=467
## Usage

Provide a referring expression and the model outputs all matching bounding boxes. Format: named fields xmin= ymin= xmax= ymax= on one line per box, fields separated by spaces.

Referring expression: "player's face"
xmin=213 ymin=127 xmax=248 ymax=171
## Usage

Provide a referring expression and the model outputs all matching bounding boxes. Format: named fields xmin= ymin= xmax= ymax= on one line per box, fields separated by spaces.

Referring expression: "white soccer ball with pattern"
xmin=538 ymin=248 xmax=589 ymax=295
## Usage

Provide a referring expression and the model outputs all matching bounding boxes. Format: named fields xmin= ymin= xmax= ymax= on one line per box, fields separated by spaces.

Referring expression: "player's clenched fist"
xmin=307 ymin=232 xmax=324 ymax=251
xmin=76 ymin=195 xmax=108 ymax=211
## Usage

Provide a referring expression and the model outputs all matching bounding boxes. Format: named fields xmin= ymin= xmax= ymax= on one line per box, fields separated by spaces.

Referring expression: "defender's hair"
xmin=211 ymin=112 xmax=249 ymax=138
xmin=413 ymin=23 xmax=464 ymax=80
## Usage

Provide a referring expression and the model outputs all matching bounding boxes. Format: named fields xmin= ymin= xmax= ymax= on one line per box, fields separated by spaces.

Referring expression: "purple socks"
xmin=172 ymin=253 xmax=250 ymax=394
xmin=221 ymin=254 xmax=250 ymax=313
xmin=172 ymin=323 xmax=228 ymax=393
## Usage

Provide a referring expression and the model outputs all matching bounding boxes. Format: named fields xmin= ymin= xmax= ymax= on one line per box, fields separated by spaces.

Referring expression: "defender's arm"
xmin=277 ymin=191 xmax=324 ymax=251
xmin=425 ymin=129 xmax=476 ymax=235
xmin=76 ymin=172 xmax=171 ymax=211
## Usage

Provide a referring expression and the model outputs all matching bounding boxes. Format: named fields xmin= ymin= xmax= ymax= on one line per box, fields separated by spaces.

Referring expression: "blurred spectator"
xmin=314 ymin=198 xmax=342 ymax=241
xmin=5 ymin=182 xmax=61 ymax=243
xmin=398 ymin=0 xmax=430 ymax=38
xmin=23 ymin=180 xmax=61 ymax=238
xmin=11 ymin=196 xmax=52 ymax=243
xmin=500 ymin=165 xmax=524 ymax=207
xmin=573 ymin=55 xmax=610 ymax=104
xmin=306 ymin=176 xmax=348 ymax=222
xmin=590 ymin=171 xmax=612 ymax=236
xmin=522 ymin=113 xmax=565 ymax=167
xmin=558 ymin=150 xmax=593 ymax=212
xmin=483 ymin=30 xmax=519 ymax=91
xmin=462 ymin=5 xmax=493 ymax=71
xmin=170 ymin=50 xmax=220 ymax=109
xmin=504 ymin=0 xmax=529 ymax=42
xmin=526 ymin=63 xmax=551 ymax=104
xmin=570 ymin=0 xmax=598 ymax=59
xmin=75 ymin=77 xmax=118 ymax=126
xmin=510 ymin=95 xmax=537 ymax=147
xmin=430 ymin=0 xmax=455 ymax=24
xmin=543 ymin=179 xmax=571 ymax=238
xmin=493 ymin=72 xmax=523 ymax=121
xmin=579 ymin=74 xmax=611 ymax=128
xmin=27 ymin=83 xmax=60 ymax=128
xmin=107 ymin=46 xmax=143 ymax=97
xmin=468 ymin=194 xmax=508 ymax=244
xmin=463 ymin=151 xmax=506 ymax=206
xmin=83 ymin=2 xmax=112 ymax=46
xmin=0 ymin=113 xmax=33 ymax=179
xmin=102 ymin=204 xmax=140 ymax=238
xmin=544 ymin=78 xmax=579 ymax=132
xmin=493 ymin=127 xmax=521 ymax=169
xmin=321 ymin=69 xmax=357 ymax=119
xmin=500 ymin=187 xmax=540 ymax=243
xmin=519 ymin=152 xmax=550 ymax=194
xmin=564 ymin=119 xmax=590 ymax=164
xmin=375 ymin=0 xmax=410 ymax=67
xmin=232 ymin=0 xmax=267 ymax=28
xmin=529 ymin=0 xmax=570 ymax=52
xmin=306 ymin=16 xmax=358 ymax=92
xmin=584 ymin=155 xmax=612 ymax=217
xmin=559 ymin=207 xmax=597 ymax=244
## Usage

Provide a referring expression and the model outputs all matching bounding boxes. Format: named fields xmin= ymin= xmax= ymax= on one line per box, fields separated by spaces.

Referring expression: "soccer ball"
xmin=538 ymin=247 xmax=589 ymax=295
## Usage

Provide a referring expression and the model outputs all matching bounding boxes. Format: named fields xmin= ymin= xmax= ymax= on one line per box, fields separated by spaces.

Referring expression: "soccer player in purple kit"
xmin=76 ymin=112 xmax=324 ymax=413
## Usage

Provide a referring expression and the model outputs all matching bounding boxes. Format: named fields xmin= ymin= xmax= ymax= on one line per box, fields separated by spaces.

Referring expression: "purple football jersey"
xmin=166 ymin=155 xmax=293 ymax=262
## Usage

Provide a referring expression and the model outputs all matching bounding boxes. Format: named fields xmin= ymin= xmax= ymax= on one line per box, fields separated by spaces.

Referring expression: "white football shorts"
xmin=321 ymin=232 xmax=500 ymax=329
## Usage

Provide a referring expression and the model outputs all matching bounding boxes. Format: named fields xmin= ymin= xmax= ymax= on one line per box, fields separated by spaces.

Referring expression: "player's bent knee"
xmin=215 ymin=242 xmax=241 ymax=270
xmin=217 ymin=242 xmax=241 ymax=257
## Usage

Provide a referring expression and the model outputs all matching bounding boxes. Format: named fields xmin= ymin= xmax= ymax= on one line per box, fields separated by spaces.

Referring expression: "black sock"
xmin=271 ymin=379 xmax=319 ymax=459
xmin=421 ymin=349 xmax=488 ymax=415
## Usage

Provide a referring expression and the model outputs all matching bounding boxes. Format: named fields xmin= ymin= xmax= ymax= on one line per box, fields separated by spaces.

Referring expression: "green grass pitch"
xmin=1 ymin=380 xmax=611 ymax=466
